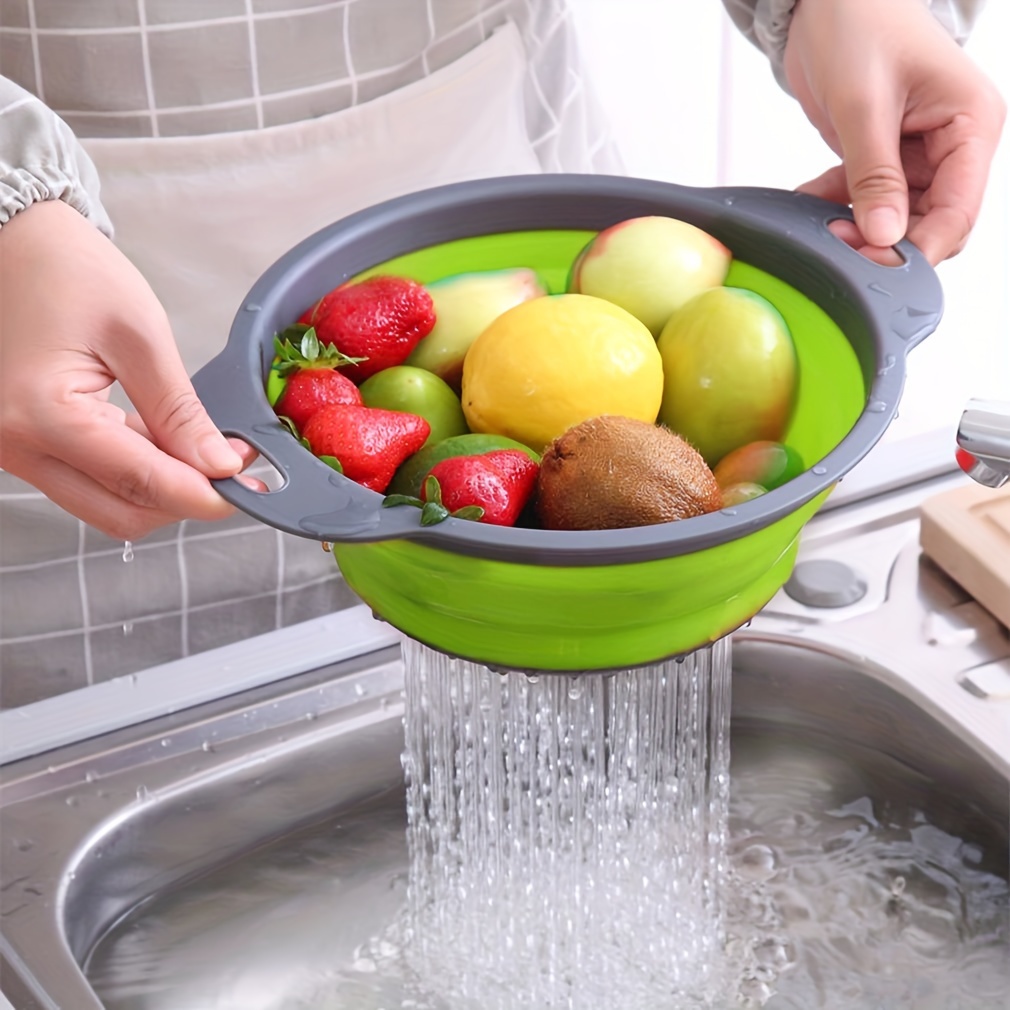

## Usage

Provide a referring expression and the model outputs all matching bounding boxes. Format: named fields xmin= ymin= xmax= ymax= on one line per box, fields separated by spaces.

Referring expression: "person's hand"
xmin=784 ymin=0 xmax=1006 ymax=265
xmin=0 ymin=199 xmax=258 ymax=540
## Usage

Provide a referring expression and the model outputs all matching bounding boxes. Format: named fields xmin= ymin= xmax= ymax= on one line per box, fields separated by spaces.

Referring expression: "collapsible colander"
xmin=192 ymin=175 xmax=942 ymax=671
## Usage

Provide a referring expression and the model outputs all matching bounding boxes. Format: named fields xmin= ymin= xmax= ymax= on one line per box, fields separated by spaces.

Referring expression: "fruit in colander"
xmin=568 ymin=216 xmax=731 ymax=336
xmin=407 ymin=269 xmax=547 ymax=391
xmin=358 ymin=365 xmax=469 ymax=448
xmin=461 ymin=293 xmax=664 ymax=453
xmin=535 ymin=414 xmax=723 ymax=531
xmin=657 ymin=287 xmax=798 ymax=466
xmin=713 ymin=441 xmax=805 ymax=491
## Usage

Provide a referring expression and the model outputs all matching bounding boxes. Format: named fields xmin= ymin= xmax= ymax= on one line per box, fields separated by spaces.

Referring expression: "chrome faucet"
xmin=956 ymin=398 xmax=1010 ymax=488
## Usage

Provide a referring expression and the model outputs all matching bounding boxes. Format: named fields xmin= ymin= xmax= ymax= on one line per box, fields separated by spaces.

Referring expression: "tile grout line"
xmin=0 ymin=523 xmax=282 ymax=575
xmin=136 ymin=0 xmax=160 ymax=138
xmin=243 ymin=0 xmax=265 ymax=130
xmin=2 ymin=2 xmax=354 ymax=37
xmin=274 ymin=529 xmax=285 ymax=630
xmin=0 ymin=571 xmax=348 ymax=648
xmin=76 ymin=521 xmax=94 ymax=686
xmin=25 ymin=0 xmax=45 ymax=103
xmin=177 ymin=521 xmax=190 ymax=658
xmin=341 ymin=2 xmax=357 ymax=107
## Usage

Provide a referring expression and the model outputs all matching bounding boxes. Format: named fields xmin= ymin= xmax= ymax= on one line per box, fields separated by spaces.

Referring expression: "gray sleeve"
xmin=722 ymin=0 xmax=989 ymax=92
xmin=0 ymin=76 xmax=113 ymax=235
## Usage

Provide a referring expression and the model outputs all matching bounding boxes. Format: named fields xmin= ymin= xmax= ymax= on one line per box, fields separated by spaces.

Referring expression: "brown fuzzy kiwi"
xmin=536 ymin=415 xmax=723 ymax=531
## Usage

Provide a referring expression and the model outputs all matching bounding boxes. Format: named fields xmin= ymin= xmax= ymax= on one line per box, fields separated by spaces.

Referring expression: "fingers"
xmin=102 ymin=314 xmax=244 ymax=480
xmin=833 ymin=95 xmax=910 ymax=249
xmin=908 ymin=131 xmax=1002 ymax=265
xmin=3 ymin=445 xmax=236 ymax=541
xmin=124 ymin=411 xmax=260 ymax=470
xmin=43 ymin=407 xmax=240 ymax=525
xmin=798 ymin=168 xmax=905 ymax=265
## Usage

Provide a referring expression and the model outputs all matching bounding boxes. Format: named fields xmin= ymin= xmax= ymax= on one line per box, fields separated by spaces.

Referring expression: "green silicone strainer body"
xmin=192 ymin=175 xmax=942 ymax=671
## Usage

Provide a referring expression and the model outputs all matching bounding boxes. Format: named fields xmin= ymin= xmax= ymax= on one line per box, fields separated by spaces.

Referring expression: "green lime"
xmin=358 ymin=365 xmax=469 ymax=447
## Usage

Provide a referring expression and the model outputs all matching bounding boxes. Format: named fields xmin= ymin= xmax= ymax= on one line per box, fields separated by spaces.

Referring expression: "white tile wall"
xmin=574 ymin=0 xmax=1009 ymax=447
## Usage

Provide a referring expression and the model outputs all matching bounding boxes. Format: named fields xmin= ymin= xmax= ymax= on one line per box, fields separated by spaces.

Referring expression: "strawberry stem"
xmin=272 ymin=326 xmax=367 ymax=376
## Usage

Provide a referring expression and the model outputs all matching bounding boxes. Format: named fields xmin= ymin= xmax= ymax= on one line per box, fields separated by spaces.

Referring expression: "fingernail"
xmin=199 ymin=434 xmax=243 ymax=473
xmin=865 ymin=207 xmax=903 ymax=246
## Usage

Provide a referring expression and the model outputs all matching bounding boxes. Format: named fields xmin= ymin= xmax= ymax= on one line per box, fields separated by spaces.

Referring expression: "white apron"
xmin=81 ymin=26 xmax=542 ymax=379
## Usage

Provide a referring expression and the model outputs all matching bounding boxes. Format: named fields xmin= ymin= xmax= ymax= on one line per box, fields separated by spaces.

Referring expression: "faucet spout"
xmin=956 ymin=399 xmax=1010 ymax=488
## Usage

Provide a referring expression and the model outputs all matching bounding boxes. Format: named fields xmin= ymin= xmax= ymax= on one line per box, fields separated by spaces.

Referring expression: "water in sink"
xmin=85 ymin=644 xmax=1009 ymax=1010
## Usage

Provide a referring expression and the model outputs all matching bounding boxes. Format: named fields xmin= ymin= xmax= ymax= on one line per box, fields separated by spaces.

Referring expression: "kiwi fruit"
xmin=536 ymin=415 xmax=723 ymax=531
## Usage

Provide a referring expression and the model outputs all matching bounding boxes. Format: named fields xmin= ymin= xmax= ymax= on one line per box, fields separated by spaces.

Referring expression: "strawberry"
xmin=272 ymin=327 xmax=364 ymax=431
xmin=383 ymin=449 xmax=539 ymax=527
xmin=301 ymin=404 xmax=430 ymax=493
xmin=302 ymin=276 xmax=436 ymax=384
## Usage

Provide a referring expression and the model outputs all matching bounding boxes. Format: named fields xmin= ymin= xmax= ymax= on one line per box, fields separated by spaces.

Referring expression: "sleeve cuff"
xmin=0 ymin=83 xmax=113 ymax=236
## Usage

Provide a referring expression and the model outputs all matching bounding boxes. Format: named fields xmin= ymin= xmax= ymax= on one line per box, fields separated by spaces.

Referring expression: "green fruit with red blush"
xmin=657 ymin=287 xmax=798 ymax=466
xmin=713 ymin=440 xmax=805 ymax=491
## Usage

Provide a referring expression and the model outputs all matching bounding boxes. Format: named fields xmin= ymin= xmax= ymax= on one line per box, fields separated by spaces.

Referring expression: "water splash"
xmin=400 ymin=638 xmax=734 ymax=1009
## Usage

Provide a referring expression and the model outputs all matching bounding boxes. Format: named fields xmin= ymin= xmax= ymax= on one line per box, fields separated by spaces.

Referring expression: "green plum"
xmin=358 ymin=366 xmax=469 ymax=448
xmin=657 ymin=287 xmax=797 ymax=467
xmin=713 ymin=440 xmax=805 ymax=491
xmin=407 ymin=269 xmax=547 ymax=391
xmin=568 ymin=216 xmax=731 ymax=336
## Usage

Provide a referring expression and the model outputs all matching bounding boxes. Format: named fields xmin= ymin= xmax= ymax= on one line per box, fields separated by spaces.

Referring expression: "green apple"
xmin=569 ymin=216 xmax=731 ymax=336
xmin=406 ymin=269 xmax=547 ymax=390
xmin=358 ymin=366 xmax=469 ymax=448
xmin=657 ymin=287 xmax=797 ymax=466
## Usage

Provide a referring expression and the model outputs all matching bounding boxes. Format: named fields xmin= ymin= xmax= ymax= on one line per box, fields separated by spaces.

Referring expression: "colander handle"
xmin=191 ymin=353 xmax=429 ymax=543
xmin=705 ymin=185 xmax=944 ymax=353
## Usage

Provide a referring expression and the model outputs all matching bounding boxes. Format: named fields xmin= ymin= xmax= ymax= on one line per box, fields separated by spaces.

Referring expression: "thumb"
xmin=106 ymin=318 xmax=244 ymax=478
xmin=837 ymin=102 xmax=909 ymax=248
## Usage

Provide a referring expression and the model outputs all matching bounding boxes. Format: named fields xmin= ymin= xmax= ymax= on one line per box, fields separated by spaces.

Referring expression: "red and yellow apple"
xmin=568 ymin=216 xmax=731 ymax=336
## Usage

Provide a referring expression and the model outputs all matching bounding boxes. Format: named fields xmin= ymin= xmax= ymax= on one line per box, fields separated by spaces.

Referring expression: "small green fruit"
xmin=657 ymin=287 xmax=797 ymax=466
xmin=358 ymin=366 xmax=469 ymax=448
xmin=407 ymin=269 xmax=547 ymax=390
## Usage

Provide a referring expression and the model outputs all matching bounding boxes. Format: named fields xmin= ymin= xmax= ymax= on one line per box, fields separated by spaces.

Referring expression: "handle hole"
xmin=826 ymin=218 xmax=907 ymax=268
xmin=230 ymin=438 xmax=287 ymax=493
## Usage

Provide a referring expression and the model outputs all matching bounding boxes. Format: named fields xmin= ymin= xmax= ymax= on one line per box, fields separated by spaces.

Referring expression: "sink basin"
xmin=1 ymin=630 xmax=1006 ymax=1009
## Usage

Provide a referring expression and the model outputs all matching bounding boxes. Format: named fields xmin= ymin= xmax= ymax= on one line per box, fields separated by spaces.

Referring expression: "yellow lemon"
xmin=461 ymin=293 xmax=664 ymax=451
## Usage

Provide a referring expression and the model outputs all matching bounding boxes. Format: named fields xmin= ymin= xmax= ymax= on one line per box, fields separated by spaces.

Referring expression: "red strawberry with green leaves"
xmin=383 ymin=449 xmax=539 ymax=527
xmin=301 ymin=275 xmax=436 ymax=384
xmin=272 ymin=326 xmax=365 ymax=430
xmin=301 ymin=404 xmax=430 ymax=493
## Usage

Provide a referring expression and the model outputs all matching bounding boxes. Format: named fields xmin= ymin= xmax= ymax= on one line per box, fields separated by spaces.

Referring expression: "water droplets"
xmin=400 ymin=637 xmax=734 ymax=1007
xmin=738 ymin=843 xmax=777 ymax=883
xmin=122 ymin=541 xmax=134 ymax=563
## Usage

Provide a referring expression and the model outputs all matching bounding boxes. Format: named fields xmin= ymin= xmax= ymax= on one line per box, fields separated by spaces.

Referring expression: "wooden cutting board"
xmin=919 ymin=483 xmax=1010 ymax=631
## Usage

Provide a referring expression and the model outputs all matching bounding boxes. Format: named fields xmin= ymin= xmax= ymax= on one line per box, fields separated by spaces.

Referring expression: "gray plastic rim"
xmin=192 ymin=173 xmax=943 ymax=567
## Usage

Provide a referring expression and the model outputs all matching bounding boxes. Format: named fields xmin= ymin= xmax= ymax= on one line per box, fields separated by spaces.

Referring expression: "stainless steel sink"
xmin=1 ymin=629 xmax=1007 ymax=1009
xmin=2 ymin=442 xmax=1009 ymax=1009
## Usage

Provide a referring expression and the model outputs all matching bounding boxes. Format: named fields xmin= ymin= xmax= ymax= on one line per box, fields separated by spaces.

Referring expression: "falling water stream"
xmin=399 ymin=638 xmax=733 ymax=1009
xmin=86 ymin=638 xmax=1010 ymax=1009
